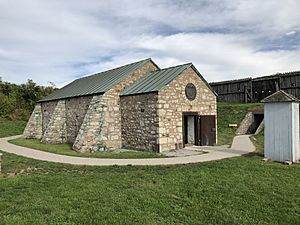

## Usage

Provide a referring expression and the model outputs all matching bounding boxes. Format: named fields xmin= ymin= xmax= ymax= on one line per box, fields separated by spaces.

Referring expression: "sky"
xmin=0 ymin=0 xmax=300 ymax=87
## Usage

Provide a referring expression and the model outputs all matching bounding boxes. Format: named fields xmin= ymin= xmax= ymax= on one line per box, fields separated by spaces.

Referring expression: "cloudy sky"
xmin=0 ymin=0 xmax=300 ymax=87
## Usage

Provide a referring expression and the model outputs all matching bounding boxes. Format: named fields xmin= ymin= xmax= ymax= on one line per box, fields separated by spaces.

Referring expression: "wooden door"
xmin=200 ymin=115 xmax=216 ymax=146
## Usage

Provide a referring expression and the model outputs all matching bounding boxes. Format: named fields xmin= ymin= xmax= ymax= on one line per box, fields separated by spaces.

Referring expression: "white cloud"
xmin=286 ymin=31 xmax=297 ymax=36
xmin=134 ymin=32 xmax=300 ymax=81
xmin=0 ymin=0 xmax=299 ymax=86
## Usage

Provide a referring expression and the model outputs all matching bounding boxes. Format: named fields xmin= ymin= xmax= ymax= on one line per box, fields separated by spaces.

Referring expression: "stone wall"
xmin=41 ymin=100 xmax=67 ymax=144
xmin=120 ymin=93 xmax=159 ymax=151
xmin=41 ymin=101 xmax=58 ymax=134
xmin=23 ymin=104 xmax=43 ymax=139
xmin=236 ymin=112 xmax=253 ymax=135
xmin=65 ymin=96 xmax=92 ymax=144
xmin=158 ymin=67 xmax=217 ymax=152
xmin=73 ymin=61 xmax=158 ymax=152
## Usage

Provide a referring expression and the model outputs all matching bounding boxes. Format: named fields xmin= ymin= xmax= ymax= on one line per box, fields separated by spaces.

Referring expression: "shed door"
xmin=200 ymin=115 xmax=216 ymax=146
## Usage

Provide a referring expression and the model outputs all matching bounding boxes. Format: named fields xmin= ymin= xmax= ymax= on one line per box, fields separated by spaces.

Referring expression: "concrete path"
xmin=0 ymin=135 xmax=255 ymax=166
xmin=231 ymin=135 xmax=256 ymax=152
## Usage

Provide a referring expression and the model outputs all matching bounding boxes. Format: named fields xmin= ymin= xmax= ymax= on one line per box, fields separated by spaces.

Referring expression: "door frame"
xmin=182 ymin=112 xmax=199 ymax=148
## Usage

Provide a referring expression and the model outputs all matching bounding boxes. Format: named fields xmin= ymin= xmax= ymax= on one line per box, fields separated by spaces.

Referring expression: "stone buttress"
xmin=41 ymin=100 xmax=67 ymax=144
xmin=23 ymin=104 xmax=43 ymax=139
xmin=73 ymin=95 xmax=106 ymax=152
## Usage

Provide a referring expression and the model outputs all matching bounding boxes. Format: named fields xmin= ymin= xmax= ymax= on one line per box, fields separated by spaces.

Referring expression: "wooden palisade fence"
xmin=210 ymin=71 xmax=300 ymax=103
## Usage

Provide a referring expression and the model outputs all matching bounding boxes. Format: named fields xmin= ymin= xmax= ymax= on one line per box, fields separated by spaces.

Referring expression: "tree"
xmin=0 ymin=79 xmax=57 ymax=120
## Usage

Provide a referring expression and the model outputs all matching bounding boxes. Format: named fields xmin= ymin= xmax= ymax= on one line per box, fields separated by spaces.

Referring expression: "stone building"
xmin=23 ymin=58 xmax=217 ymax=153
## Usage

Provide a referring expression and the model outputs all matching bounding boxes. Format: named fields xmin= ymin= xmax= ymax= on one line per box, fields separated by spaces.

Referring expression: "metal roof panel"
xmin=120 ymin=63 xmax=192 ymax=96
xmin=38 ymin=58 xmax=153 ymax=102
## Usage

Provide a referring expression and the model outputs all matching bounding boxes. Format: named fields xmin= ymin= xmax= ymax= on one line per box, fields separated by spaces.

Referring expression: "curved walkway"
xmin=0 ymin=135 xmax=255 ymax=166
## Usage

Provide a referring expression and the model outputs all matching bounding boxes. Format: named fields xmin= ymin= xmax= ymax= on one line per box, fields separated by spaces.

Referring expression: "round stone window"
xmin=185 ymin=83 xmax=197 ymax=101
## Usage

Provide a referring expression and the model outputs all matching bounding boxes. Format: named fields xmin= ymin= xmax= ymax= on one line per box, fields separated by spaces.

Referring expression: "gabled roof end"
xmin=261 ymin=90 xmax=299 ymax=103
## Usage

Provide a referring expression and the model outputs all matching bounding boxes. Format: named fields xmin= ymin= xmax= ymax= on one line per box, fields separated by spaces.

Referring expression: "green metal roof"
xmin=39 ymin=58 xmax=153 ymax=102
xmin=120 ymin=63 xmax=217 ymax=96
xmin=121 ymin=63 xmax=191 ymax=96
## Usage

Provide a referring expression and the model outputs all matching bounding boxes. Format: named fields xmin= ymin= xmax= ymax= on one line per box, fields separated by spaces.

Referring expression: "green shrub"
xmin=0 ymin=80 xmax=56 ymax=120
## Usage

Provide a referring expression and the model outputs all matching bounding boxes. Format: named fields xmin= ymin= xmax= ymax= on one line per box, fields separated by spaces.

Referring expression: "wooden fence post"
xmin=244 ymin=86 xmax=247 ymax=103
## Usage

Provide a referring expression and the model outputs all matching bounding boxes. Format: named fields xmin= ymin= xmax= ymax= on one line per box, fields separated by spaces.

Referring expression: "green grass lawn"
xmin=9 ymin=138 xmax=165 ymax=159
xmin=0 ymin=118 xmax=27 ymax=138
xmin=0 ymin=150 xmax=299 ymax=225
xmin=1 ymin=104 xmax=300 ymax=225
xmin=217 ymin=102 xmax=263 ymax=145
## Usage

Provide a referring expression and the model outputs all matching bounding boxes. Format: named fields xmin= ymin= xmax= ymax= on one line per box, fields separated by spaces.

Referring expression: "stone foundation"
xmin=23 ymin=104 xmax=43 ymax=139
xmin=41 ymin=100 xmax=67 ymax=144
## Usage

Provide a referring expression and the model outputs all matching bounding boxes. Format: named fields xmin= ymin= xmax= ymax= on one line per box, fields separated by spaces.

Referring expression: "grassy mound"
xmin=0 ymin=118 xmax=26 ymax=138
xmin=217 ymin=102 xmax=263 ymax=145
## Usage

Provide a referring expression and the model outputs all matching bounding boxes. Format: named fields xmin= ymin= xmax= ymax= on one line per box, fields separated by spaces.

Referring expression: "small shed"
xmin=262 ymin=90 xmax=300 ymax=162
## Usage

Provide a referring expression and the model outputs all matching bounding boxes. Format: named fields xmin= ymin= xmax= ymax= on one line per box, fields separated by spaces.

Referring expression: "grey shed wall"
xmin=264 ymin=102 xmax=300 ymax=162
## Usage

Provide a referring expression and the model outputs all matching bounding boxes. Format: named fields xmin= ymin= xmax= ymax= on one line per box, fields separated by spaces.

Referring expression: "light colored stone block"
xmin=23 ymin=104 xmax=43 ymax=139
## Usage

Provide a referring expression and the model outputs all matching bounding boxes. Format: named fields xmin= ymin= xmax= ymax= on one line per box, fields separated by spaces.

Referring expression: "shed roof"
xmin=120 ymin=63 xmax=217 ymax=96
xmin=38 ymin=58 xmax=155 ymax=102
xmin=261 ymin=90 xmax=299 ymax=103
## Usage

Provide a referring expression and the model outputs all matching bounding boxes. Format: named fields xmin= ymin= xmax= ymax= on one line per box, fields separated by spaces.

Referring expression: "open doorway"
xmin=183 ymin=113 xmax=198 ymax=146
xmin=248 ymin=113 xmax=264 ymax=134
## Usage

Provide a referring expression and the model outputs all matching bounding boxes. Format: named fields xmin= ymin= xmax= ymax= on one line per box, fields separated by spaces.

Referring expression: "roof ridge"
xmin=157 ymin=62 xmax=192 ymax=72
xmin=76 ymin=58 xmax=151 ymax=81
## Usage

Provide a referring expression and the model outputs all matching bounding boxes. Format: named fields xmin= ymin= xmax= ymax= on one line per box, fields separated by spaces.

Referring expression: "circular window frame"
xmin=185 ymin=83 xmax=197 ymax=101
